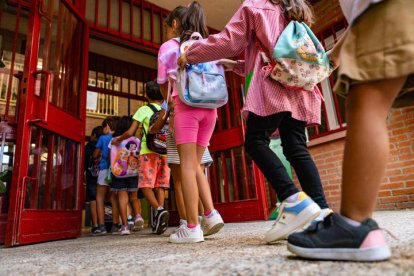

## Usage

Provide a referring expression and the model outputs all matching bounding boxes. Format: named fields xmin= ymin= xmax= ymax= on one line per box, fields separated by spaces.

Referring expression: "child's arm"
xmin=92 ymin=148 xmax=101 ymax=159
xmin=112 ymin=120 xmax=140 ymax=145
xmin=218 ymin=59 xmax=246 ymax=77
xmin=178 ymin=5 xmax=252 ymax=67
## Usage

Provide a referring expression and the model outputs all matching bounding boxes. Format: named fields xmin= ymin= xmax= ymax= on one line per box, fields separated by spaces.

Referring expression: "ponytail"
xmin=180 ymin=1 xmax=209 ymax=43
xmin=271 ymin=0 xmax=314 ymax=26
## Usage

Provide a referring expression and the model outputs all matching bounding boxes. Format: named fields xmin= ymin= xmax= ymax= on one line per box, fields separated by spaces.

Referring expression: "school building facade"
xmin=0 ymin=0 xmax=412 ymax=246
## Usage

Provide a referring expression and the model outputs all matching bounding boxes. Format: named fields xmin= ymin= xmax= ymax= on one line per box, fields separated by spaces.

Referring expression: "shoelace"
xmin=272 ymin=202 xmax=285 ymax=226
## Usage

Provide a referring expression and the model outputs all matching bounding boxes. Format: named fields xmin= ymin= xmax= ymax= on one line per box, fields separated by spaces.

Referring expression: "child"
xmin=112 ymin=81 xmax=170 ymax=235
xmin=109 ymin=116 xmax=143 ymax=235
xmin=288 ymin=0 xmax=414 ymax=261
xmin=162 ymin=3 xmax=224 ymax=244
xmin=178 ymin=0 xmax=331 ymax=243
xmin=92 ymin=117 xmax=118 ymax=235
xmin=84 ymin=126 xmax=103 ymax=234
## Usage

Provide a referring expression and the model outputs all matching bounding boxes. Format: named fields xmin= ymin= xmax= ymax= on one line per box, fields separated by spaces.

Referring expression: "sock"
xmin=285 ymin=192 xmax=300 ymax=203
xmin=157 ymin=206 xmax=164 ymax=211
xmin=187 ymin=224 xmax=196 ymax=229
xmin=204 ymin=210 xmax=213 ymax=217
xmin=127 ymin=215 xmax=133 ymax=220
xmin=135 ymin=214 xmax=142 ymax=219
xmin=340 ymin=214 xmax=362 ymax=227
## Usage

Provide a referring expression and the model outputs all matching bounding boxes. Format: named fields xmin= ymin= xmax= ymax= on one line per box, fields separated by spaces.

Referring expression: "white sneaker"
xmin=169 ymin=225 xmax=204 ymax=244
xmin=265 ymin=192 xmax=321 ymax=244
xmin=202 ymin=210 xmax=224 ymax=236
xmin=172 ymin=219 xmax=188 ymax=234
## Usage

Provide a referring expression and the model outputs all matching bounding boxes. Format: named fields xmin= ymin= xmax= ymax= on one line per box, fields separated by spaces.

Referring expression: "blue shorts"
xmin=110 ymin=176 xmax=138 ymax=192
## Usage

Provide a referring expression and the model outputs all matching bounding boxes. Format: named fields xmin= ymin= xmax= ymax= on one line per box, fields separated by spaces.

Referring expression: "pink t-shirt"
xmin=157 ymin=38 xmax=180 ymax=97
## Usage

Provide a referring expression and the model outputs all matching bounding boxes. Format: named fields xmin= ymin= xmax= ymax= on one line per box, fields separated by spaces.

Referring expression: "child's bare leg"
xmin=171 ymin=164 xmax=186 ymax=219
xmin=129 ymin=192 xmax=141 ymax=216
xmin=341 ymin=76 xmax=407 ymax=221
xmin=110 ymin=192 xmax=120 ymax=225
xmin=118 ymin=191 xmax=129 ymax=225
xmin=178 ymin=143 xmax=199 ymax=226
xmin=90 ymin=200 xmax=98 ymax=226
xmin=196 ymin=146 xmax=214 ymax=213
xmin=142 ymin=188 xmax=159 ymax=210
xmin=96 ymin=185 xmax=108 ymax=225
xmin=155 ymin=188 xmax=165 ymax=208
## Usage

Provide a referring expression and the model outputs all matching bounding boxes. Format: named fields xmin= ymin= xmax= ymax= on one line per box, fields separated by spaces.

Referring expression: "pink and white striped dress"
xmin=186 ymin=0 xmax=322 ymax=126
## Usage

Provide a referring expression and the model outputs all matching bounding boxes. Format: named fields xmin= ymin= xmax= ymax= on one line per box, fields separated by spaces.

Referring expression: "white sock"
xmin=340 ymin=214 xmax=362 ymax=227
xmin=157 ymin=206 xmax=163 ymax=211
xmin=285 ymin=192 xmax=300 ymax=203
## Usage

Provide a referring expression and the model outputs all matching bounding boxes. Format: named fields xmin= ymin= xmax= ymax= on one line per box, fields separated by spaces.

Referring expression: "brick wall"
xmin=292 ymin=107 xmax=414 ymax=211
xmin=312 ymin=0 xmax=344 ymax=33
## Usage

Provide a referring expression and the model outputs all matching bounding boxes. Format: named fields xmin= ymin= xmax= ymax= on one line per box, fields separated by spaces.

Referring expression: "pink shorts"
xmin=173 ymin=97 xmax=217 ymax=147
xmin=138 ymin=154 xmax=170 ymax=189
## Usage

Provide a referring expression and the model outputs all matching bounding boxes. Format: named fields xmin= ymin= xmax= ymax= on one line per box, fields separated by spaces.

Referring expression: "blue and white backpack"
xmin=177 ymin=32 xmax=228 ymax=109
xmin=267 ymin=21 xmax=332 ymax=91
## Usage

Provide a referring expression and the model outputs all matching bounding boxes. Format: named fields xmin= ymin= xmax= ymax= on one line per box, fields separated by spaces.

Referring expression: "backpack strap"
xmin=147 ymin=103 xmax=159 ymax=114
xmin=141 ymin=104 xmax=159 ymax=138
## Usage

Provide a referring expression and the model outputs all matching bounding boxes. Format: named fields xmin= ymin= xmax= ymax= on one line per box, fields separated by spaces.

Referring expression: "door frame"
xmin=5 ymin=0 xmax=89 ymax=246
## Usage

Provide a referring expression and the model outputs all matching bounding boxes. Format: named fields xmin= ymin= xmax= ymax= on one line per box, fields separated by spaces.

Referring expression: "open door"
xmin=207 ymin=73 xmax=269 ymax=222
xmin=5 ymin=0 xmax=88 ymax=246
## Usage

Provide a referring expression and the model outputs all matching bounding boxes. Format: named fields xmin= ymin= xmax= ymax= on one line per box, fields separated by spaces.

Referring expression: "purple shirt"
xmin=186 ymin=0 xmax=322 ymax=126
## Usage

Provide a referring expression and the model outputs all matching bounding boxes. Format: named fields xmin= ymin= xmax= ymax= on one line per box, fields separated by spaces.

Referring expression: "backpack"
xmin=110 ymin=137 xmax=140 ymax=178
xmin=177 ymin=32 xmax=228 ymax=109
xmin=89 ymin=156 xmax=100 ymax=177
xmin=265 ymin=21 xmax=332 ymax=91
xmin=143 ymin=104 xmax=168 ymax=155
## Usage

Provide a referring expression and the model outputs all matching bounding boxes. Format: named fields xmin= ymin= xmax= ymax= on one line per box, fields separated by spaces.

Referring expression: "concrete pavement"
xmin=1 ymin=210 xmax=414 ymax=275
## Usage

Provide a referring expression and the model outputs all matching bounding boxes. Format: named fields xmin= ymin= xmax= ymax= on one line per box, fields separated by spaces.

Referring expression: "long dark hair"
xmin=271 ymin=0 xmax=314 ymax=25
xmin=180 ymin=1 xmax=209 ymax=43
xmin=164 ymin=5 xmax=187 ymax=31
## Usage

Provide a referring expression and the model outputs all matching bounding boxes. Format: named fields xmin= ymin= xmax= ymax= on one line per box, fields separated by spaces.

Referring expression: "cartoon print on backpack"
xmin=110 ymin=136 xmax=141 ymax=178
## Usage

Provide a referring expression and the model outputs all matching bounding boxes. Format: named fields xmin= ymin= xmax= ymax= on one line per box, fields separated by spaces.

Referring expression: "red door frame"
xmin=5 ymin=0 xmax=89 ymax=246
xmin=206 ymin=73 xmax=269 ymax=222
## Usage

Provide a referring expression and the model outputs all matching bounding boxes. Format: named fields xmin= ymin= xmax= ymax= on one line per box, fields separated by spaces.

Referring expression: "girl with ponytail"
xmin=178 ymin=0 xmax=330 ymax=244
xmin=157 ymin=3 xmax=224 ymax=244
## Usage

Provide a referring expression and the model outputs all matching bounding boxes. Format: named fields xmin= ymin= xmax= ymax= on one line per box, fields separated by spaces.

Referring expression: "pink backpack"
xmin=110 ymin=137 xmax=141 ymax=178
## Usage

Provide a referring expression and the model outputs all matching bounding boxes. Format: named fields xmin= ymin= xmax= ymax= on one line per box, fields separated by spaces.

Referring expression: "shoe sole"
xmin=204 ymin=222 xmax=224 ymax=236
xmin=133 ymin=220 xmax=144 ymax=232
xmin=168 ymin=237 xmax=204 ymax=244
xmin=287 ymin=243 xmax=391 ymax=261
xmin=266 ymin=203 xmax=321 ymax=244
xmin=156 ymin=211 xmax=170 ymax=235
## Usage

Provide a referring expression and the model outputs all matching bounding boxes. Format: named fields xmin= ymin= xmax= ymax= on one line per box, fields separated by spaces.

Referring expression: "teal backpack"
xmin=267 ymin=21 xmax=332 ymax=91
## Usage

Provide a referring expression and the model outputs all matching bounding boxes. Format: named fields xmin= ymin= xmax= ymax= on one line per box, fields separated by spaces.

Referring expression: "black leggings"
xmin=244 ymin=112 xmax=328 ymax=209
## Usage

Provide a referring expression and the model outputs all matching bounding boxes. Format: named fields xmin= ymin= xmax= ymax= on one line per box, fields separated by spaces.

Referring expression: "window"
xmin=307 ymin=21 xmax=348 ymax=139
xmin=86 ymin=53 xmax=156 ymax=118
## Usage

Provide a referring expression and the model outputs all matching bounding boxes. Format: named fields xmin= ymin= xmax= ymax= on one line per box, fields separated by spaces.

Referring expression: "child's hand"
xmin=327 ymin=50 xmax=340 ymax=71
xmin=178 ymin=53 xmax=188 ymax=69
xmin=111 ymin=137 xmax=120 ymax=145
xmin=218 ymin=59 xmax=237 ymax=71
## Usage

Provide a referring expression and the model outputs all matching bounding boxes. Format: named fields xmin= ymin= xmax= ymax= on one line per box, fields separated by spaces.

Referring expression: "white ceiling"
xmin=146 ymin=0 xmax=243 ymax=30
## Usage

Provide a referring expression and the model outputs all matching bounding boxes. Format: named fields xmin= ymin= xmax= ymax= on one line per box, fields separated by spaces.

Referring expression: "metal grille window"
xmin=86 ymin=53 xmax=155 ymax=118
xmin=85 ymin=0 xmax=168 ymax=51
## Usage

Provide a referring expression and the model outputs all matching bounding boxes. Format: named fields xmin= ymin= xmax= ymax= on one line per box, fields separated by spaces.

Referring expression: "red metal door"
xmin=207 ymin=73 xmax=269 ymax=222
xmin=5 ymin=0 xmax=88 ymax=246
